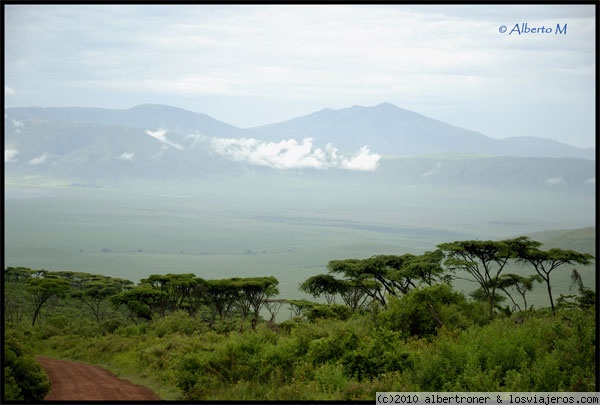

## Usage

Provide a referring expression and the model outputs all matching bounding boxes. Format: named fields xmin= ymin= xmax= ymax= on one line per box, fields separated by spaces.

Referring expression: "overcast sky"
xmin=4 ymin=4 xmax=596 ymax=148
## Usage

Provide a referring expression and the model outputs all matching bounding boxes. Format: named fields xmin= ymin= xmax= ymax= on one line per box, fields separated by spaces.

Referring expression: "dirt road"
xmin=35 ymin=356 xmax=162 ymax=401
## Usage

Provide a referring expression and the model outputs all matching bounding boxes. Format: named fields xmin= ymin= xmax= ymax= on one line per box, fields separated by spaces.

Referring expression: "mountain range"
xmin=4 ymin=102 xmax=595 ymax=191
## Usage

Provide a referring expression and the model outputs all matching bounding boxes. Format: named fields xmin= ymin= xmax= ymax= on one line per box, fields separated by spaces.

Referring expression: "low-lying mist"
xmin=4 ymin=171 xmax=595 ymax=305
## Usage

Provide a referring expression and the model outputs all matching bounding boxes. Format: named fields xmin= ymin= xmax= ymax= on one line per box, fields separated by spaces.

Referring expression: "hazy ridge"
xmin=4 ymin=103 xmax=596 ymax=191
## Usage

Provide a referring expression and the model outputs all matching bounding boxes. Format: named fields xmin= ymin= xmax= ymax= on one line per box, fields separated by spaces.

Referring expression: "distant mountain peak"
xmin=128 ymin=104 xmax=193 ymax=112
xmin=374 ymin=101 xmax=398 ymax=109
xmin=5 ymin=103 xmax=594 ymax=161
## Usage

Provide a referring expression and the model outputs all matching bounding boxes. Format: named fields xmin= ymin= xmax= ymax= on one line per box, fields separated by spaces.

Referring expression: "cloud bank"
xmin=117 ymin=152 xmax=135 ymax=161
xmin=421 ymin=161 xmax=442 ymax=177
xmin=210 ymin=137 xmax=380 ymax=171
xmin=545 ymin=176 xmax=565 ymax=185
xmin=28 ymin=153 xmax=47 ymax=165
xmin=145 ymin=129 xmax=183 ymax=150
xmin=5 ymin=149 xmax=19 ymax=163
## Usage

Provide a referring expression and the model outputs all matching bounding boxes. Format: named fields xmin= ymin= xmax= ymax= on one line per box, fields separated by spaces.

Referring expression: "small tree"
xmin=497 ymin=273 xmax=542 ymax=311
xmin=263 ymin=298 xmax=286 ymax=322
xmin=328 ymin=258 xmax=388 ymax=307
xmin=235 ymin=276 xmax=279 ymax=319
xmin=71 ymin=275 xmax=132 ymax=324
xmin=286 ymin=299 xmax=318 ymax=318
xmin=4 ymin=267 xmax=36 ymax=324
xmin=403 ymin=250 xmax=451 ymax=286
xmin=26 ymin=274 xmax=70 ymax=326
xmin=557 ymin=268 xmax=595 ymax=310
xmin=300 ymin=274 xmax=343 ymax=304
xmin=203 ymin=279 xmax=240 ymax=324
xmin=518 ymin=247 xmax=594 ymax=314
xmin=338 ymin=278 xmax=378 ymax=312
xmin=110 ymin=285 xmax=167 ymax=321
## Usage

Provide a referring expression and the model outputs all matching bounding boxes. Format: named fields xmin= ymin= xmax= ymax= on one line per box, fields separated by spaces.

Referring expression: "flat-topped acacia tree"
xmin=25 ymin=273 xmax=70 ymax=326
xmin=517 ymin=247 xmax=594 ymax=314
xmin=497 ymin=273 xmax=543 ymax=311
xmin=438 ymin=237 xmax=539 ymax=319
xmin=232 ymin=276 xmax=279 ymax=320
xmin=305 ymin=251 xmax=448 ymax=310
xmin=300 ymin=274 xmax=343 ymax=305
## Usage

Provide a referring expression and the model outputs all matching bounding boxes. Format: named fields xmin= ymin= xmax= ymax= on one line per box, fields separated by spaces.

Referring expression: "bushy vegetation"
xmin=4 ymin=328 xmax=50 ymax=401
xmin=2 ymin=237 xmax=596 ymax=400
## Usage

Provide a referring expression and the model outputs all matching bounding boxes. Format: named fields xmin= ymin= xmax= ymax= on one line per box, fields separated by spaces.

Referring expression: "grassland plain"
xmin=4 ymin=174 xmax=596 ymax=313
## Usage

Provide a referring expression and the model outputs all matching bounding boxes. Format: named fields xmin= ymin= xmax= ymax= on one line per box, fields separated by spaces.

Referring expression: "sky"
xmin=3 ymin=4 xmax=596 ymax=149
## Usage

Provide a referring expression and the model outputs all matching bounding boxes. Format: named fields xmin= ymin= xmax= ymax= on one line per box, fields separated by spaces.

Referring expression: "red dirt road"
xmin=35 ymin=356 xmax=161 ymax=401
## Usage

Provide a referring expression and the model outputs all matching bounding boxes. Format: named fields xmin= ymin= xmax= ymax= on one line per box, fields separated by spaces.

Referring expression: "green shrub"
xmin=306 ymin=303 xmax=352 ymax=321
xmin=150 ymin=310 xmax=198 ymax=337
xmin=314 ymin=363 xmax=347 ymax=396
xmin=4 ymin=328 xmax=51 ymax=401
xmin=377 ymin=284 xmax=467 ymax=338
xmin=307 ymin=332 xmax=359 ymax=366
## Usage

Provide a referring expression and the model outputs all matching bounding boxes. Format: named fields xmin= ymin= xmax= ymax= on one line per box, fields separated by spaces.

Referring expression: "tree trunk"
xmin=546 ymin=280 xmax=555 ymax=314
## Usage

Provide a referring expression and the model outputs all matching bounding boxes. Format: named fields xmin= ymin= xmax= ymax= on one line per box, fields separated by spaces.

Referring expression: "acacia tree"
xmin=362 ymin=254 xmax=418 ymax=296
xmin=26 ymin=274 xmax=70 ymax=326
xmin=204 ymin=279 xmax=241 ymax=324
xmin=338 ymin=279 xmax=378 ymax=312
xmin=263 ymin=298 xmax=286 ymax=322
xmin=497 ymin=273 xmax=543 ymax=311
xmin=286 ymin=299 xmax=318 ymax=318
xmin=110 ymin=285 xmax=167 ymax=321
xmin=4 ymin=267 xmax=36 ymax=324
xmin=185 ymin=277 xmax=208 ymax=317
xmin=517 ymin=247 xmax=594 ymax=314
xmin=300 ymin=274 xmax=343 ymax=304
xmin=4 ymin=267 xmax=36 ymax=283
xmin=326 ymin=252 xmax=448 ymax=308
xmin=71 ymin=275 xmax=132 ymax=324
xmin=566 ymin=268 xmax=595 ymax=309
xmin=234 ymin=276 xmax=279 ymax=320
xmin=327 ymin=258 xmax=388 ymax=306
xmin=402 ymin=250 xmax=451 ymax=286
xmin=141 ymin=273 xmax=200 ymax=316
xmin=438 ymin=237 xmax=537 ymax=319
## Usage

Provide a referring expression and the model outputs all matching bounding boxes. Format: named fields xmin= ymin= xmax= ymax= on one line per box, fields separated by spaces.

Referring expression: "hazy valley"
xmin=4 ymin=103 xmax=596 ymax=304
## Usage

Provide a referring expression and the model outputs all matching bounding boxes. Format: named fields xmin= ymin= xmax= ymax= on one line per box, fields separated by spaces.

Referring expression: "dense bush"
xmin=405 ymin=307 xmax=596 ymax=392
xmin=4 ymin=328 xmax=51 ymax=401
xmin=305 ymin=303 xmax=352 ymax=321
xmin=377 ymin=284 xmax=484 ymax=338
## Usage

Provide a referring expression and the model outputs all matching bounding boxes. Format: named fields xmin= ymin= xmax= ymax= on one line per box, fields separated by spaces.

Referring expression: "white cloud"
xmin=145 ymin=129 xmax=183 ymax=150
xmin=12 ymin=119 xmax=24 ymax=133
xmin=186 ymin=133 xmax=207 ymax=148
xmin=421 ymin=161 xmax=442 ymax=177
xmin=5 ymin=149 xmax=19 ymax=163
xmin=210 ymin=137 xmax=380 ymax=171
xmin=150 ymin=150 xmax=165 ymax=159
xmin=28 ymin=153 xmax=47 ymax=165
xmin=117 ymin=152 xmax=134 ymax=161
xmin=545 ymin=176 xmax=565 ymax=185
xmin=584 ymin=178 xmax=595 ymax=185
xmin=5 ymin=86 xmax=15 ymax=96
xmin=340 ymin=146 xmax=380 ymax=171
